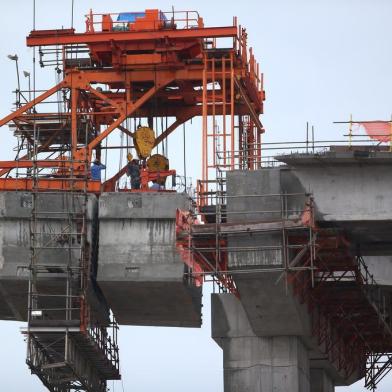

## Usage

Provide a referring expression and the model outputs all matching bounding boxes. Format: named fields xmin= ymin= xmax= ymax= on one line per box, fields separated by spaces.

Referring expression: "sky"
xmin=1 ymin=0 xmax=392 ymax=391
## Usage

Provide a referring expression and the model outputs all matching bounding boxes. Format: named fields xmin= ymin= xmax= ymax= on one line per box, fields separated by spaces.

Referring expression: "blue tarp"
xmin=117 ymin=11 xmax=167 ymax=22
xmin=117 ymin=12 xmax=146 ymax=22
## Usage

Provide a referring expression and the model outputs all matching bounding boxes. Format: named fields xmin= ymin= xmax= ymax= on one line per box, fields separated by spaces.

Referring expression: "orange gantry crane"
xmin=0 ymin=8 xmax=264 ymax=193
xmin=0 ymin=9 xmax=265 ymax=392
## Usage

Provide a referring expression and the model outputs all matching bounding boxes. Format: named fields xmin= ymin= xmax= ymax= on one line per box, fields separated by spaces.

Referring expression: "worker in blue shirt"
xmin=91 ymin=159 xmax=106 ymax=181
xmin=127 ymin=158 xmax=141 ymax=189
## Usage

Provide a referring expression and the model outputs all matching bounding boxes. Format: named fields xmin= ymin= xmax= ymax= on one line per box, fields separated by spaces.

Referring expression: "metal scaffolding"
xmin=176 ymin=145 xmax=392 ymax=391
xmin=26 ymin=165 xmax=120 ymax=391
xmin=22 ymin=91 xmax=120 ymax=390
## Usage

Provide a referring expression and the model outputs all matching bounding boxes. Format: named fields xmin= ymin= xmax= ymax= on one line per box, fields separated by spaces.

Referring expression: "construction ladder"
xmin=26 ymin=152 xmax=120 ymax=391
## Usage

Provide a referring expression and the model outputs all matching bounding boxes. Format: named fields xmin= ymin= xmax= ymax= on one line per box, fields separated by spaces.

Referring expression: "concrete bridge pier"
xmin=211 ymin=293 xmax=311 ymax=392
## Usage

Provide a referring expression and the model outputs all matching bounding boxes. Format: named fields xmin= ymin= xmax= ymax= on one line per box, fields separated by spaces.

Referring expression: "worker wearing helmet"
xmin=91 ymin=159 xmax=106 ymax=181
xmin=127 ymin=158 xmax=141 ymax=189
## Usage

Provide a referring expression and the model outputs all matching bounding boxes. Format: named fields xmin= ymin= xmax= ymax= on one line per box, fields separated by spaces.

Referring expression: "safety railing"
xmin=234 ymin=23 xmax=263 ymax=95
xmin=198 ymin=189 xmax=310 ymax=220
xmin=88 ymin=319 xmax=120 ymax=372
xmin=220 ymin=137 xmax=387 ymax=168
xmin=192 ymin=191 xmax=314 ymax=261
xmin=198 ymin=136 xmax=391 ymax=208
xmin=85 ymin=9 xmax=202 ymax=33
xmin=174 ymin=175 xmax=194 ymax=196
xmin=177 ymin=190 xmax=316 ymax=296
xmin=161 ymin=10 xmax=202 ymax=29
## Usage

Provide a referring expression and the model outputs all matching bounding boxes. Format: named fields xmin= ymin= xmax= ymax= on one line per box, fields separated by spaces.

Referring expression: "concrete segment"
xmin=0 ymin=191 xmax=107 ymax=323
xmin=279 ymin=152 xmax=392 ymax=254
xmin=226 ymin=169 xmax=300 ymax=269
xmin=97 ymin=192 xmax=202 ymax=327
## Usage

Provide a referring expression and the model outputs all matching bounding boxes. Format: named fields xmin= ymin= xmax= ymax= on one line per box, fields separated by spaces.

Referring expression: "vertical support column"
xmin=230 ymin=52 xmax=235 ymax=170
xmin=256 ymin=128 xmax=261 ymax=168
xmin=212 ymin=56 xmax=216 ymax=167
xmin=71 ymin=87 xmax=79 ymax=158
xmin=238 ymin=115 xmax=243 ymax=169
xmin=222 ymin=57 xmax=227 ymax=167
xmin=202 ymin=53 xmax=208 ymax=183
xmin=212 ymin=293 xmax=310 ymax=392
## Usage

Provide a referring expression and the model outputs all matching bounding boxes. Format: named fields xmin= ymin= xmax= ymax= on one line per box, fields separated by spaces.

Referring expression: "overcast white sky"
xmin=0 ymin=0 xmax=392 ymax=391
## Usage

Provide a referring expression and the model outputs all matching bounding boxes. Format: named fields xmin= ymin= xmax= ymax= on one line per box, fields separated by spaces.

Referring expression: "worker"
xmin=127 ymin=159 xmax=141 ymax=189
xmin=91 ymin=159 xmax=106 ymax=181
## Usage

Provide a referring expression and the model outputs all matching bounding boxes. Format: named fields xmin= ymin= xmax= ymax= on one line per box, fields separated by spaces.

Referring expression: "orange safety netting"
xmin=356 ymin=121 xmax=392 ymax=143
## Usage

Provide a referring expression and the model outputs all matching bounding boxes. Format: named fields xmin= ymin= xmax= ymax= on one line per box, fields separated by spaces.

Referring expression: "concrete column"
xmin=212 ymin=293 xmax=310 ymax=392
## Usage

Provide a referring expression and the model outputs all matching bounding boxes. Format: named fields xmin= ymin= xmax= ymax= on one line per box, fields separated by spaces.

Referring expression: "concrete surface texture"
xmin=310 ymin=369 xmax=335 ymax=392
xmin=97 ymin=192 xmax=202 ymax=327
xmin=226 ymin=169 xmax=295 ymax=269
xmin=364 ymin=256 xmax=392 ymax=287
xmin=279 ymin=151 xmax=392 ymax=255
xmin=212 ymin=293 xmax=311 ymax=392
xmin=0 ymin=190 xmax=203 ymax=327
xmin=232 ymin=273 xmax=311 ymax=337
xmin=0 ymin=191 xmax=105 ymax=322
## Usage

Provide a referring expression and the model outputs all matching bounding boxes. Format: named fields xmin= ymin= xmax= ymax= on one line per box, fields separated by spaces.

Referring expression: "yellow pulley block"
xmin=147 ymin=154 xmax=169 ymax=185
xmin=147 ymin=154 xmax=169 ymax=171
xmin=134 ymin=126 xmax=156 ymax=159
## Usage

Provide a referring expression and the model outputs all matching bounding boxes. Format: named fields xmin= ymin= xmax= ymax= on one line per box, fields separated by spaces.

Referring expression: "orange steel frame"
xmin=0 ymin=9 xmax=264 ymax=193
xmin=176 ymin=205 xmax=392 ymax=388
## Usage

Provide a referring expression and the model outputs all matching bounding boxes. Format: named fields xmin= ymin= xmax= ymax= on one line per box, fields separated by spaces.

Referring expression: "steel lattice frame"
xmin=176 ymin=198 xmax=392 ymax=390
